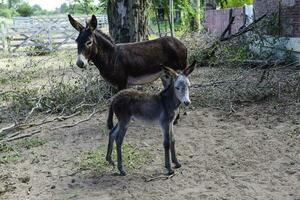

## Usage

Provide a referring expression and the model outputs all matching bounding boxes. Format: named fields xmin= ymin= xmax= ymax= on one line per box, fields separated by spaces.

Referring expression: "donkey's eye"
xmin=86 ymin=41 xmax=92 ymax=46
xmin=175 ymin=87 xmax=180 ymax=90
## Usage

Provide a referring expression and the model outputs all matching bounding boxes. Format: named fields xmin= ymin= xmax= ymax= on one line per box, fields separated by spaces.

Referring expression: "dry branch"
xmin=4 ymin=130 xmax=41 ymax=142
xmin=220 ymin=14 xmax=267 ymax=41
xmin=0 ymin=123 xmax=16 ymax=134
xmin=24 ymin=95 xmax=44 ymax=123
xmin=144 ymin=173 xmax=175 ymax=182
xmin=0 ymin=111 xmax=82 ymax=135
xmin=50 ymin=108 xmax=103 ymax=130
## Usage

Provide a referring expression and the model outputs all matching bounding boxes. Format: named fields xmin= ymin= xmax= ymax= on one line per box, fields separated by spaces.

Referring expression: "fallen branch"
xmin=72 ymin=103 xmax=97 ymax=112
xmin=0 ymin=90 xmax=19 ymax=96
xmin=144 ymin=173 xmax=175 ymax=182
xmin=220 ymin=14 xmax=267 ymax=41
xmin=51 ymin=108 xmax=102 ymax=130
xmin=4 ymin=130 xmax=41 ymax=142
xmin=0 ymin=123 xmax=16 ymax=134
xmin=24 ymin=95 xmax=44 ymax=123
xmin=220 ymin=14 xmax=235 ymax=40
xmin=191 ymin=80 xmax=239 ymax=88
xmin=0 ymin=111 xmax=82 ymax=135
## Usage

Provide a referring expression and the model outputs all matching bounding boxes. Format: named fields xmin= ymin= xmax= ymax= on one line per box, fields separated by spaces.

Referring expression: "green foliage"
xmin=80 ymin=143 xmax=151 ymax=173
xmin=31 ymin=4 xmax=48 ymax=16
xmin=222 ymin=0 xmax=253 ymax=8
xmin=150 ymin=0 xmax=200 ymax=33
xmin=16 ymin=2 xmax=33 ymax=17
xmin=7 ymin=0 xmax=22 ymax=9
xmin=67 ymin=0 xmax=105 ymax=15
xmin=0 ymin=6 xmax=16 ymax=17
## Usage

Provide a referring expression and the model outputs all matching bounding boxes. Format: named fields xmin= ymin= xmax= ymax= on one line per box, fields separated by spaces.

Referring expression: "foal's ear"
xmin=183 ymin=60 xmax=196 ymax=76
xmin=68 ymin=14 xmax=84 ymax=32
xmin=89 ymin=15 xmax=98 ymax=31
xmin=161 ymin=65 xmax=178 ymax=78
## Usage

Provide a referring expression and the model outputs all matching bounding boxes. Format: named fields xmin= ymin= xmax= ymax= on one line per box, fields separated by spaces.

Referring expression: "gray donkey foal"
xmin=106 ymin=62 xmax=196 ymax=176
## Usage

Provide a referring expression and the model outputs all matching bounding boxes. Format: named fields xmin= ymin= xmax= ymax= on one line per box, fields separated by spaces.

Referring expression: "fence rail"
xmin=0 ymin=15 xmax=108 ymax=53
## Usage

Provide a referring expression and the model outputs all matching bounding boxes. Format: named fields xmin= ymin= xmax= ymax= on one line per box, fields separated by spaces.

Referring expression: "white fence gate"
xmin=1 ymin=15 xmax=108 ymax=53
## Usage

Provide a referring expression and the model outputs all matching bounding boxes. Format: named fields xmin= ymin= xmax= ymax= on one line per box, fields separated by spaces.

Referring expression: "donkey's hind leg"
xmin=106 ymin=123 xmax=118 ymax=165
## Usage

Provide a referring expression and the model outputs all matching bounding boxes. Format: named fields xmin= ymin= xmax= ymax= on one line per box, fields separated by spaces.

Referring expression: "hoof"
xmin=173 ymin=163 xmax=182 ymax=169
xmin=167 ymin=169 xmax=174 ymax=175
xmin=119 ymin=170 xmax=126 ymax=176
xmin=106 ymin=157 xmax=114 ymax=166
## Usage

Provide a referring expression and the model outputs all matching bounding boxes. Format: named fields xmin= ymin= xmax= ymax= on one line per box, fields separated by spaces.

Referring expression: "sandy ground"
xmin=0 ymin=102 xmax=299 ymax=200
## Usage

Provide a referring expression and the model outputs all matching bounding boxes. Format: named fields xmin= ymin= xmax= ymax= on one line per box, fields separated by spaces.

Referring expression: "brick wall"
xmin=254 ymin=0 xmax=300 ymax=37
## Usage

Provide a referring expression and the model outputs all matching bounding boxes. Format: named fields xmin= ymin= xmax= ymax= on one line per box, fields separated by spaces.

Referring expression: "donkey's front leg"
xmin=170 ymin=123 xmax=181 ymax=168
xmin=160 ymin=121 xmax=174 ymax=175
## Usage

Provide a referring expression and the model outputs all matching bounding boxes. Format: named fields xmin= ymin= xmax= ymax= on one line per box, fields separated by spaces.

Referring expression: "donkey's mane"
xmin=96 ymin=29 xmax=114 ymax=44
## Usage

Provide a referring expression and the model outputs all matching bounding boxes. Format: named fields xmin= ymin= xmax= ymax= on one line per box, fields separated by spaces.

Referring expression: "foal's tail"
xmin=107 ymin=104 xmax=114 ymax=130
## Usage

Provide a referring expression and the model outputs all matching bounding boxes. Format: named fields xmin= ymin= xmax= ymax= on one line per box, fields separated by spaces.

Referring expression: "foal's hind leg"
xmin=169 ymin=123 xmax=181 ymax=168
xmin=160 ymin=121 xmax=174 ymax=175
xmin=116 ymin=120 xmax=129 ymax=176
xmin=106 ymin=124 xmax=118 ymax=165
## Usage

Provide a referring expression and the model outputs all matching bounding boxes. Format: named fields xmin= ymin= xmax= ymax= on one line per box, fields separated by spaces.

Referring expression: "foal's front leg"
xmin=169 ymin=123 xmax=181 ymax=168
xmin=160 ymin=121 xmax=174 ymax=175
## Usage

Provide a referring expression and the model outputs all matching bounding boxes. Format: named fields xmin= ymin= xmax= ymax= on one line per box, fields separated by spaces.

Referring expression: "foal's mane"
xmin=95 ymin=29 xmax=114 ymax=44
xmin=160 ymin=79 xmax=174 ymax=97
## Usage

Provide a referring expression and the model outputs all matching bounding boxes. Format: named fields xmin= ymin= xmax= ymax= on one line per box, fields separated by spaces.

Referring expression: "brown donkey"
xmin=68 ymin=15 xmax=188 ymax=90
xmin=106 ymin=62 xmax=196 ymax=176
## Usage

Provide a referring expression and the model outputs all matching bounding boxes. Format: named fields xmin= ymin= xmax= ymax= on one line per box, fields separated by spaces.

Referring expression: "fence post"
xmin=0 ymin=23 xmax=7 ymax=52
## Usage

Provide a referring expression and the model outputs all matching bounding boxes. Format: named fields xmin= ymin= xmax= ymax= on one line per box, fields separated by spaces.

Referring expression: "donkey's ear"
xmin=161 ymin=65 xmax=178 ymax=78
xmin=183 ymin=60 xmax=196 ymax=76
xmin=89 ymin=15 xmax=98 ymax=31
xmin=68 ymin=14 xmax=84 ymax=32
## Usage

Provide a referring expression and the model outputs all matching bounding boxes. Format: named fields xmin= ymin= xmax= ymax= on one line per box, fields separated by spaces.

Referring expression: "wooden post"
xmin=0 ymin=23 xmax=7 ymax=52
xmin=169 ymin=0 xmax=174 ymax=37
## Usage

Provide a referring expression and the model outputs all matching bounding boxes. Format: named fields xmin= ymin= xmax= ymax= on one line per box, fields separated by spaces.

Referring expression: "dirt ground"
xmin=0 ymin=100 xmax=299 ymax=200
xmin=0 ymin=53 xmax=299 ymax=199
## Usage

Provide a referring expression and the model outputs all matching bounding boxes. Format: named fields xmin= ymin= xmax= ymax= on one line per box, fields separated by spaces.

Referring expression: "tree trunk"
xmin=107 ymin=0 xmax=149 ymax=43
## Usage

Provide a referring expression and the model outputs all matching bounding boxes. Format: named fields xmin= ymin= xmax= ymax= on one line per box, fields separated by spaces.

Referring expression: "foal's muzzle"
xmin=184 ymin=101 xmax=190 ymax=106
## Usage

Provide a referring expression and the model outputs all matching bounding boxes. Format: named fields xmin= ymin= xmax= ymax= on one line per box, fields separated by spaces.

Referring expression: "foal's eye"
xmin=175 ymin=87 xmax=180 ymax=90
xmin=86 ymin=41 xmax=92 ymax=46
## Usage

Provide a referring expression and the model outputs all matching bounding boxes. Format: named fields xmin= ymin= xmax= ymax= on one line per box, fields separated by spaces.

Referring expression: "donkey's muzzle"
xmin=76 ymin=60 xmax=86 ymax=68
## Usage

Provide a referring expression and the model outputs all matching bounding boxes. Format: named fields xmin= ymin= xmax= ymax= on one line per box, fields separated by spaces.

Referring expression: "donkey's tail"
xmin=107 ymin=104 xmax=114 ymax=130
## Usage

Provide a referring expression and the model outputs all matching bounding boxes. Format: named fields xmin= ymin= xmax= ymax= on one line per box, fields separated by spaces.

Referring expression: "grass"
xmin=0 ymin=137 xmax=47 ymax=164
xmin=16 ymin=137 xmax=47 ymax=149
xmin=80 ymin=143 xmax=151 ymax=173
xmin=0 ymin=154 xmax=20 ymax=164
xmin=0 ymin=143 xmax=14 ymax=153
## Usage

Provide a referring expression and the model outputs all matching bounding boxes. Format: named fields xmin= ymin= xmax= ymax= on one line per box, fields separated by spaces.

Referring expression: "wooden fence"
xmin=0 ymin=15 xmax=108 ymax=53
